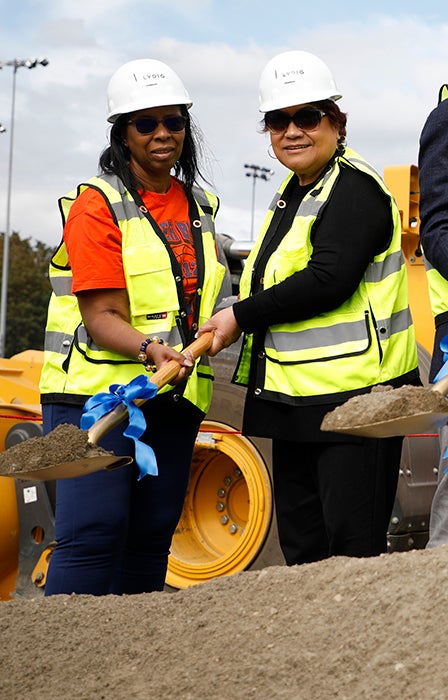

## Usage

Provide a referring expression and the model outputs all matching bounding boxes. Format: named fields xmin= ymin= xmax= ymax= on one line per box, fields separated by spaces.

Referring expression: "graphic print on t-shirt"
xmin=144 ymin=180 xmax=198 ymax=325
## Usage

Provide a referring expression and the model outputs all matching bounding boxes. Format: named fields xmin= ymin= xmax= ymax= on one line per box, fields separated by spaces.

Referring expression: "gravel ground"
xmin=2 ymin=546 xmax=448 ymax=699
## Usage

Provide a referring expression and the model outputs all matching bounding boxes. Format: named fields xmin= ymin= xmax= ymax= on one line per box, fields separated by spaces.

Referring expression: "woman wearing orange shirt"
xmin=40 ymin=59 xmax=224 ymax=595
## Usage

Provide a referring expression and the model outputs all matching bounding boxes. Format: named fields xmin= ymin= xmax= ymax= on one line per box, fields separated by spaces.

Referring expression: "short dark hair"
xmin=313 ymin=99 xmax=347 ymax=146
xmin=98 ymin=105 xmax=209 ymax=193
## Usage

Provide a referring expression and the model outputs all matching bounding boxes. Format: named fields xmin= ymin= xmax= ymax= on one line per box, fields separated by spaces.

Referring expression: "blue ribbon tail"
xmin=434 ymin=362 xmax=448 ymax=383
xmin=434 ymin=334 xmax=448 ymax=383
xmin=124 ymin=400 xmax=159 ymax=479
xmin=81 ymin=375 xmax=159 ymax=479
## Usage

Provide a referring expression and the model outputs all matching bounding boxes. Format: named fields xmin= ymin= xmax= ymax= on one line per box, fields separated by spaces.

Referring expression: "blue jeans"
xmin=43 ymin=398 xmax=201 ymax=595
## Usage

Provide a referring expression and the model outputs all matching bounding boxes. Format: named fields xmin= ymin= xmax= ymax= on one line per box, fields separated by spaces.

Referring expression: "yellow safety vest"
xmin=235 ymin=147 xmax=418 ymax=403
xmin=40 ymin=174 xmax=225 ymax=413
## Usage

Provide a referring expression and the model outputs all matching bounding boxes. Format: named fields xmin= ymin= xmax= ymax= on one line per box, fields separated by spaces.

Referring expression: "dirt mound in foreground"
xmin=2 ymin=546 xmax=448 ymax=700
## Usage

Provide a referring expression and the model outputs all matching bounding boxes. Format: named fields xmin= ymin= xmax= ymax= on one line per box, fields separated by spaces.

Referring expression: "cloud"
xmin=30 ymin=0 xmax=145 ymax=21
xmin=1 ymin=7 xmax=448 ymax=247
xmin=39 ymin=19 xmax=98 ymax=48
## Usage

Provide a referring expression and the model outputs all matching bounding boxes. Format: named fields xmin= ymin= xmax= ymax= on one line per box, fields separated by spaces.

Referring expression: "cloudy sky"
xmin=1 ymin=0 xmax=448 ymax=248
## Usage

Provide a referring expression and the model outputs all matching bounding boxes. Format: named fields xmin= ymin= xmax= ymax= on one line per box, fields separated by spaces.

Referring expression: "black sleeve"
xmin=233 ymin=166 xmax=393 ymax=333
xmin=418 ymin=99 xmax=448 ymax=279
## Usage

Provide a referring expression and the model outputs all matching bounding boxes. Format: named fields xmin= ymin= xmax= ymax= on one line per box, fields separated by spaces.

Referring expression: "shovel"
xmin=320 ymin=374 xmax=448 ymax=438
xmin=0 ymin=332 xmax=214 ymax=481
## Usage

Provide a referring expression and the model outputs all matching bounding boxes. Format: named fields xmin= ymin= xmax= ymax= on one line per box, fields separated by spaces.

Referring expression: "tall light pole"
xmin=0 ymin=57 xmax=49 ymax=357
xmin=244 ymin=164 xmax=274 ymax=241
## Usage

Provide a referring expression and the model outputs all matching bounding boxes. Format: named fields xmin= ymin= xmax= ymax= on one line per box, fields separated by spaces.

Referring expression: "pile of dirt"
xmin=2 ymin=546 xmax=448 ymax=699
xmin=321 ymin=384 xmax=448 ymax=432
xmin=0 ymin=423 xmax=113 ymax=477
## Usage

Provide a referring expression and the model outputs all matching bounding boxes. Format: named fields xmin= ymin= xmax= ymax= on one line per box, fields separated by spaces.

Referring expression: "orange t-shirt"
xmin=64 ymin=177 xmax=198 ymax=318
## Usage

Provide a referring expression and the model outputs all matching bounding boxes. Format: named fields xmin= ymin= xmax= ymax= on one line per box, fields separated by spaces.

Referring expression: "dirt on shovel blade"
xmin=0 ymin=422 xmax=113 ymax=477
xmin=321 ymin=384 xmax=448 ymax=432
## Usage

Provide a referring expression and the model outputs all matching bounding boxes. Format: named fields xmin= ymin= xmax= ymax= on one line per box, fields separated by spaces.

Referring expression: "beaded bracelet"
xmin=138 ymin=336 xmax=165 ymax=372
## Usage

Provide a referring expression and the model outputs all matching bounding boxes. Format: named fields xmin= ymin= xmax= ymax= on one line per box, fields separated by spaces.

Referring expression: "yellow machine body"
xmin=0 ymin=351 xmax=43 ymax=600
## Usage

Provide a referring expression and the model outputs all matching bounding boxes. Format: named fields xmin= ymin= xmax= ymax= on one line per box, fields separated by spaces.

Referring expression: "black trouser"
xmin=272 ymin=437 xmax=403 ymax=565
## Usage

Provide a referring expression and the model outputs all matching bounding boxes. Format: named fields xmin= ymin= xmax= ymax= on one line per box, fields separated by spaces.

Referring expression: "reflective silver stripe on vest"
xmin=265 ymin=305 xmax=413 ymax=354
xmin=268 ymin=190 xmax=284 ymax=212
xmin=105 ymin=184 xmax=215 ymax=231
xmin=364 ymin=250 xmax=404 ymax=283
xmin=265 ymin=317 xmax=369 ymax=352
xmin=44 ymin=330 xmax=74 ymax=354
xmin=51 ymin=276 xmax=74 ymax=296
xmin=295 ymin=167 xmax=335 ymax=219
xmin=296 ymin=195 xmax=324 ymax=218
xmin=77 ymin=325 xmax=100 ymax=351
xmin=345 ymin=156 xmax=380 ymax=178
xmin=199 ymin=209 xmax=212 ymax=231
xmin=192 ymin=186 xmax=211 ymax=211
xmin=108 ymin=197 xmax=146 ymax=223
xmin=423 ymin=254 xmax=433 ymax=271
xmin=96 ymin=175 xmax=147 ymax=223
xmin=192 ymin=186 xmax=214 ymax=231
xmin=375 ymin=307 xmax=413 ymax=340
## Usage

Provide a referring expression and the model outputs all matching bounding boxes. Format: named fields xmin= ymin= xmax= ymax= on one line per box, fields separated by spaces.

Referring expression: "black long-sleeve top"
xmin=234 ymin=165 xmax=391 ymax=331
xmin=232 ymin=163 xmax=409 ymax=442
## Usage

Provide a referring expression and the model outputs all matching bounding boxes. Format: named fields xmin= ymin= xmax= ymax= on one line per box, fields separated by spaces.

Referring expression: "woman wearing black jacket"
xmin=199 ymin=50 xmax=420 ymax=566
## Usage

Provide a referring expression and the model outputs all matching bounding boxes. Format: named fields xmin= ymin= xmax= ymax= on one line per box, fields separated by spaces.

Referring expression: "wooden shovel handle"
xmin=149 ymin=332 xmax=213 ymax=389
xmin=87 ymin=332 xmax=214 ymax=445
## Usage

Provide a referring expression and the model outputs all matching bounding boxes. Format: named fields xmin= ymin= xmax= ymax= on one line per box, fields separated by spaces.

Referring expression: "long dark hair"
xmin=98 ymin=105 xmax=210 ymax=193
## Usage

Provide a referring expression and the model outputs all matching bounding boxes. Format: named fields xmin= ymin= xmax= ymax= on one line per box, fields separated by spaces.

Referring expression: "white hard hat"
xmin=258 ymin=50 xmax=342 ymax=113
xmin=107 ymin=58 xmax=193 ymax=123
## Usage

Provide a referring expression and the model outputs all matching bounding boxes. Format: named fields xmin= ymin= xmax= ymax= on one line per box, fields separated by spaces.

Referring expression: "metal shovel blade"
xmin=321 ymin=375 xmax=448 ymax=438
xmin=16 ymin=455 xmax=135 ymax=482
xmin=323 ymin=411 xmax=448 ymax=438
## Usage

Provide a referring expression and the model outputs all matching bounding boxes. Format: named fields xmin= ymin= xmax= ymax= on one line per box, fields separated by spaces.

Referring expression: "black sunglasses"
xmin=127 ymin=115 xmax=187 ymax=134
xmin=264 ymin=107 xmax=326 ymax=134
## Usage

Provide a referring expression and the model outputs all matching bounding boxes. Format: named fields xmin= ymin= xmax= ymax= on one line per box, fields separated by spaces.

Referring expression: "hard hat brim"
xmin=108 ymin=97 xmax=193 ymax=123
xmin=259 ymin=92 xmax=342 ymax=113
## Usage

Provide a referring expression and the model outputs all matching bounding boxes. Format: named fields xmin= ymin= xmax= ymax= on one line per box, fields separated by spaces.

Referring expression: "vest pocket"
xmin=265 ymin=310 xmax=373 ymax=364
xmin=124 ymin=247 xmax=179 ymax=316
xmin=265 ymin=242 xmax=310 ymax=285
xmin=201 ymin=260 xmax=226 ymax=318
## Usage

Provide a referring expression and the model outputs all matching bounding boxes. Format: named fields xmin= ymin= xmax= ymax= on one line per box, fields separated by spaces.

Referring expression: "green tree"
xmin=0 ymin=231 xmax=53 ymax=357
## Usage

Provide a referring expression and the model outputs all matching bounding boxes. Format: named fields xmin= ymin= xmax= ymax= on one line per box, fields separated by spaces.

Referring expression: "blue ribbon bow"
xmin=81 ymin=374 xmax=159 ymax=480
